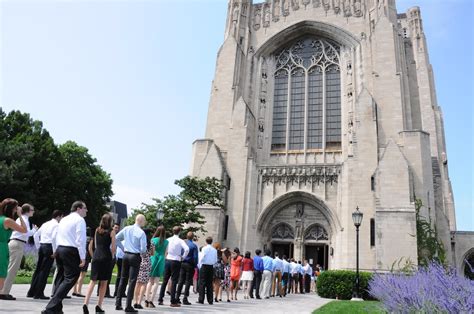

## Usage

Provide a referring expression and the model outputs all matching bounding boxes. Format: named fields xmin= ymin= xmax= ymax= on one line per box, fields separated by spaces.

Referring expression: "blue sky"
xmin=1 ymin=0 xmax=472 ymax=231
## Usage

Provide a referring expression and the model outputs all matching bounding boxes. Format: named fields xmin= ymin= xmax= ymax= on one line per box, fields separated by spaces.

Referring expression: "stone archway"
xmin=462 ymin=248 xmax=474 ymax=280
xmin=258 ymin=191 xmax=338 ymax=262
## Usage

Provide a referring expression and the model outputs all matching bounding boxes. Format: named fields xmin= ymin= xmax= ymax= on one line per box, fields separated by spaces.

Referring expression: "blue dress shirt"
xmin=115 ymin=224 xmax=147 ymax=254
xmin=253 ymin=255 xmax=264 ymax=271
xmin=183 ymin=239 xmax=198 ymax=266
xmin=272 ymin=257 xmax=283 ymax=271
xmin=262 ymin=255 xmax=274 ymax=271
xmin=282 ymin=260 xmax=290 ymax=273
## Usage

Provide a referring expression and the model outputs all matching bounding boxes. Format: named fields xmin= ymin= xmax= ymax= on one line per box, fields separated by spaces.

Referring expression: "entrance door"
xmin=272 ymin=242 xmax=292 ymax=258
xmin=304 ymin=244 xmax=328 ymax=269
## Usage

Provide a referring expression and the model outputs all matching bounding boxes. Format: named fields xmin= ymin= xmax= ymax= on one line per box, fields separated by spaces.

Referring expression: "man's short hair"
xmin=205 ymin=236 xmax=213 ymax=244
xmin=71 ymin=201 xmax=85 ymax=212
xmin=265 ymin=249 xmax=271 ymax=256
xmin=52 ymin=210 xmax=63 ymax=219
xmin=187 ymin=231 xmax=194 ymax=240
xmin=172 ymin=226 xmax=181 ymax=235
xmin=275 ymin=252 xmax=279 ymax=257
xmin=21 ymin=203 xmax=34 ymax=214
xmin=255 ymin=249 xmax=262 ymax=256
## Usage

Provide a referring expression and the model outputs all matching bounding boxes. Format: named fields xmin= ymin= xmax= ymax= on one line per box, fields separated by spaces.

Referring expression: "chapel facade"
xmin=189 ymin=0 xmax=472 ymax=272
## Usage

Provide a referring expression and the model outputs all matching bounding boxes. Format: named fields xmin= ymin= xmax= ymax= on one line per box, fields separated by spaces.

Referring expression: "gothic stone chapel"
xmin=189 ymin=0 xmax=474 ymax=272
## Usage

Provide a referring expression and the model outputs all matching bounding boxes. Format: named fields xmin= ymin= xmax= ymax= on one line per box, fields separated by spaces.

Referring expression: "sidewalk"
xmin=1 ymin=284 xmax=331 ymax=313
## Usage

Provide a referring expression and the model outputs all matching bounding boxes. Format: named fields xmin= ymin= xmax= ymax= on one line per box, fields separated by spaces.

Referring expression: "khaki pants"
xmin=1 ymin=240 xmax=25 ymax=295
xmin=271 ymin=270 xmax=282 ymax=296
xmin=260 ymin=270 xmax=272 ymax=298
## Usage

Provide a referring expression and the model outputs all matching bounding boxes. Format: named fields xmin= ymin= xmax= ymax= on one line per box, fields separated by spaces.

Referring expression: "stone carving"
xmin=343 ymin=0 xmax=351 ymax=17
xmin=303 ymin=0 xmax=311 ymax=7
xmin=259 ymin=165 xmax=341 ymax=185
xmin=291 ymin=0 xmax=300 ymax=11
xmin=296 ymin=203 xmax=305 ymax=218
xmin=322 ymin=0 xmax=331 ymax=12
xmin=282 ymin=0 xmax=290 ymax=16
xmin=353 ymin=0 xmax=363 ymax=17
xmin=312 ymin=0 xmax=321 ymax=8
xmin=258 ymin=58 xmax=268 ymax=150
xmin=232 ymin=3 xmax=239 ymax=23
xmin=304 ymin=224 xmax=329 ymax=241
xmin=273 ymin=0 xmax=281 ymax=22
xmin=333 ymin=0 xmax=341 ymax=14
xmin=258 ymin=118 xmax=265 ymax=132
xmin=258 ymin=134 xmax=264 ymax=149
xmin=263 ymin=4 xmax=271 ymax=28
xmin=248 ymin=46 xmax=255 ymax=54
xmin=253 ymin=5 xmax=262 ymax=30
xmin=272 ymin=223 xmax=294 ymax=239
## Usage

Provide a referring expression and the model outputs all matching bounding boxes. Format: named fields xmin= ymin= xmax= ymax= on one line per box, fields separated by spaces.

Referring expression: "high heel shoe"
xmin=82 ymin=304 xmax=89 ymax=314
xmin=214 ymin=297 xmax=218 ymax=302
xmin=95 ymin=305 xmax=104 ymax=313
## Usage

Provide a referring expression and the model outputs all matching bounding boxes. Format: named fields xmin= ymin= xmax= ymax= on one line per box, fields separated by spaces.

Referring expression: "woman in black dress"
xmin=83 ymin=214 xmax=116 ymax=314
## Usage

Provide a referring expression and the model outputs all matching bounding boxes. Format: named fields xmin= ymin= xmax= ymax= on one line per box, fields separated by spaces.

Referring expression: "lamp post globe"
xmin=351 ymin=206 xmax=363 ymax=301
xmin=156 ymin=208 xmax=164 ymax=225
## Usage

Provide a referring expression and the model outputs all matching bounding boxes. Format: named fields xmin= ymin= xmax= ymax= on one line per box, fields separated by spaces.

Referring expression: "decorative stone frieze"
xmin=259 ymin=165 xmax=341 ymax=185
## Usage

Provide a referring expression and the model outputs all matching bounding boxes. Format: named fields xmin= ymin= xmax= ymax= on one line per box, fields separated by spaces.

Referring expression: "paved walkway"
xmin=2 ymin=284 xmax=331 ymax=313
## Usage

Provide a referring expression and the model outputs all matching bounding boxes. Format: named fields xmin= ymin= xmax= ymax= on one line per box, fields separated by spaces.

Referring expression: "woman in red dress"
xmin=229 ymin=247 xmax=243 ymax=300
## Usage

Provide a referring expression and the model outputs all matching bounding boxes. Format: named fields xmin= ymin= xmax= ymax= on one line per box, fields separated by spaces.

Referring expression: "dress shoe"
xmin=256 ymin=296 xmax=261 ymax=299
xmin=95 ymin=305 xmax=104 ymax=313
xmin=34 ymin=295 xmax=50 ymax=300
xmin=124 ymin=307 xmax=138 ymax=313
xmin=3 ymin=294 xmax=16 ymax=300
xmin=73 ymin=293 xmax=85 ymax=298
xmin=196 ymin=301 xmax=204 ymax=304
xmin=133 ymin=303 xmax=143 ymax=309
xmin=183 ymin=298 xmax=191 ymax=305
xmin=158 ymin=300 xmax=164 ymax=305
xmin=64 ymin=295 xmax=72 ymax=299
xmin=170 ymin=303 xmax=181 ymax=307
xmin=26 ymin=294 xmax=34 ymax=298
xmin=115 ymin=305 xmax=123 ymax=311
xmin=104 ymin=294 xmax=114 ymax=299
xmin=82 ymin=304 xmax=89 ymax=314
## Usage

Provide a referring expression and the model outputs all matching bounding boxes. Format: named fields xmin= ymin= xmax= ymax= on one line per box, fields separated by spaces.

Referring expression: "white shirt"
xmin=33 ymin=218 xmax=59 ymax=249
xmin=303 ymin=264 xmax=312 ymax=275
xmin=290 ymin=262 xmax=298 ymax=274
xmin=166 ymin=235 xmax=189 ymax=261
xmin=10 ymin=215 xmax=36 ymax=242
xmin=198 ymin=244 xmax=217 ymax=268
xmin=55 ymin=212 xmax=87 ymax=260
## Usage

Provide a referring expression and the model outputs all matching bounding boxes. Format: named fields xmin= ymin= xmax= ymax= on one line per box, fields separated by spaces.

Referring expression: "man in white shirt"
xmin=289 ymin=258 xmax=298 ymax=293
xmin=42 ymin=201 xmax=87 ymax=314
xmin=197 ymin=236 xmax=217 ymax=305
xmin=303 ymin=259 xmax=312 ymax=293
xmin=0 ymin=203 xmax=37 ymax=300
xmin=27 ymin=210 xmax=64 ymax=299
xmin=158 ymin=226 xmax=189 ymax=308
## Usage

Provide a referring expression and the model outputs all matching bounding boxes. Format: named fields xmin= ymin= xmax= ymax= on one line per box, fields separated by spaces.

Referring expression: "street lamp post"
xmin=156 ymin=208 xmax=164 ymax=226
xmin=352 ymin=206 xmax=363 ymax=301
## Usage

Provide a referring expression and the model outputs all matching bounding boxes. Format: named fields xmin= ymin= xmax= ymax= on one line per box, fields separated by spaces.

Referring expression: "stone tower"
xmin=189 ymin=0 xmax=459 ymax=271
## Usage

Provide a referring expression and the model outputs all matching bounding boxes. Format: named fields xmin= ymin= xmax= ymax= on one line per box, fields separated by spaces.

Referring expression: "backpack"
xmin=213 ymin=261 xmax=225 ymax=279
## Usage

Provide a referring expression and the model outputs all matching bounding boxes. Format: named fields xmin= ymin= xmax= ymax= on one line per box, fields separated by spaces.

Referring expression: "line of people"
xmin=0 ymin=198 xmax=324 ymax=314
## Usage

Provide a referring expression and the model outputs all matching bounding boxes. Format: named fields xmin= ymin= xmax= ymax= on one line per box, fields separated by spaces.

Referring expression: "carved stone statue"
xmin=263 ymin=5 xmax=271 ymax=27
xmin=333 ymin=0 xmax=341 ymax=14
xmin=253 ymin=5 xmax=262 ymax=30
xmin=322 ymin=0 xmax=330 ymax=11
xmin=354 ymin=0 xmax=363 ymax=17
xmin=303 ymin=0 xmax=311 ymax=7
xmin=273 ymin=0 xmax=281 ymax=22
xmin=282 ymin=0 xmax=290 ymax=16
xmin=232 ymin=4 xmax=239 ymax=23
xmin=343 ymin=0 xmax=351 ymax=17
xmin=313 ymin=0 xmax=321 ymax=8
xmin=291 ymin=0 xmax=300 ymax=11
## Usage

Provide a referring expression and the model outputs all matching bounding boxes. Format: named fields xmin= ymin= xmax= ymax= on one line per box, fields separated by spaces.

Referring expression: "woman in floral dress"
xmin=220 ymin=248 xmax=232 ymax=302
xmin=133 ymin=229 xmax=153 ymax=309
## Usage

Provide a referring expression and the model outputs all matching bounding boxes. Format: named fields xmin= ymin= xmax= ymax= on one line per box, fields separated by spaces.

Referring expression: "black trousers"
xmin=198 ymin=264 xmax=214 ymax=304
xmin=176 ymin=261 xmax=194 ymax=299
xmin=113 ymin=258 xmax=123 ymax=296
xmin=159 ymin=260 xmax=181 ymax=304
xmin=282 ymin=272 xmax=289 ymax=295
xmin=304 ymin=274 xmax=311 ymax=293
xmin=28 ymin=243 xmax=54 ymax=298
xmin=250 ymin=270 xmax=262 ymax=298
xmin=44 ymin=246 xmax=81 ymax=313
xmin=115 ymin=253 xmax=141 ymax=309
xmin=299 ymin=273 xmax=304 ymax=293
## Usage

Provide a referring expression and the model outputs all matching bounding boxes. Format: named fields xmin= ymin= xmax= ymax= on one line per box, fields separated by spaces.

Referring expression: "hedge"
xmin=316 ymin=270 xmax=374 ymax=300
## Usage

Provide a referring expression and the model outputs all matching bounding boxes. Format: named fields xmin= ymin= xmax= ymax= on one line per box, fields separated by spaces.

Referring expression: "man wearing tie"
xmin=115 ymin=214 xmax=147 ymax=313
xmin=197 ymin=236 xmax=217 ymax=305
xmin=158 ymin=226 xmax=189 ymax=308
xmin=42 ymin=201 xmax=87 ymax=314
xmin=28 ymin=210 xmax=64 ymax=299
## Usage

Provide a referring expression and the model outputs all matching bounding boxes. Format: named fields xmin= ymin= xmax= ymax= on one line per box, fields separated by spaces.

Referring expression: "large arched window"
xmin=271 ymin=37 xmax=341 ymax=152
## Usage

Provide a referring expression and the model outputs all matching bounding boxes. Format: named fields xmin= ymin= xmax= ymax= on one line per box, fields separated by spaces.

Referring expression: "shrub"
xmin=317 ymin=270 xmax=373 ymax=300
xmin=369 ymin=261 xmax=474 ymax=313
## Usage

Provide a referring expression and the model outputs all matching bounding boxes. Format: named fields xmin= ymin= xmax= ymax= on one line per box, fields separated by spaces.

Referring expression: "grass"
xmin=313 ymin=301 xmax=385 ymax=314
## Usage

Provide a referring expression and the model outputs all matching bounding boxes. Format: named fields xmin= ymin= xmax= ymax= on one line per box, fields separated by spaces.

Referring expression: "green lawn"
xmin=313 ymin=301 xmax=385 ymax=314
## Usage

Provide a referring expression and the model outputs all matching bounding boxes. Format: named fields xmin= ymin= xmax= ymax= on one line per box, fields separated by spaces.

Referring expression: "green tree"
xmin=415 ymin=199 xmax=446 ymax=267
xmin=128 ymin=176 xmax=225 ymax=235
xmin=0 ymin=108 xmax=113 ymax=227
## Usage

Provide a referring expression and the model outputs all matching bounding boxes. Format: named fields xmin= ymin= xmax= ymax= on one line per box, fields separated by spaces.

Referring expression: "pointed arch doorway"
xmin=270 ymin=223 xmax=294 ymax=258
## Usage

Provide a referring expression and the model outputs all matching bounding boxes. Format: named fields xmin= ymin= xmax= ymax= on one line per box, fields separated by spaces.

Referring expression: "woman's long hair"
xmin=153 ymin=225 xmax=166 ymax=245
xmin=233 ymin=247 xmax=240 ymax=260
xmin=0 ymin=198 xmax=18 ymax=218
xmin=97 ymin=213 xmax=113 ymax=234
